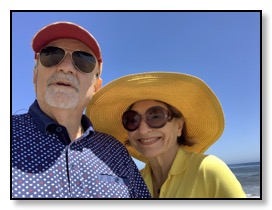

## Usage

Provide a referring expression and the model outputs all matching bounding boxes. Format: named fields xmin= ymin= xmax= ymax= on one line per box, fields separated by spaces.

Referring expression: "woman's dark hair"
xmin=164 ymin=102 xmax=195 ymax=147
xmin=124 ymin=100 xmax=195 ymax=147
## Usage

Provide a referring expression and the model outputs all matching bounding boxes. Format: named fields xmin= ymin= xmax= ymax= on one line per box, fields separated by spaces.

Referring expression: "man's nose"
xmin=56 ymin=52 xmax=77 ymax=74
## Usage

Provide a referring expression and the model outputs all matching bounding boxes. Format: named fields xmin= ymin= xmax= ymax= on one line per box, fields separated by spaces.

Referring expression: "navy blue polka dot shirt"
xmin=12 ymin=100 xmax=151 ymax=199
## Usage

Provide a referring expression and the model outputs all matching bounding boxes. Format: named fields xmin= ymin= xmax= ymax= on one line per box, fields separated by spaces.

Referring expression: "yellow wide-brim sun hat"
xmin=86 ymin=72 xmax=225 ymax=163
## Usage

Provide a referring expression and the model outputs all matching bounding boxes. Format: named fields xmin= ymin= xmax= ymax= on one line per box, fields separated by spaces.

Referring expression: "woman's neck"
xmin=148 ymin=146 xmax=179 ymax=198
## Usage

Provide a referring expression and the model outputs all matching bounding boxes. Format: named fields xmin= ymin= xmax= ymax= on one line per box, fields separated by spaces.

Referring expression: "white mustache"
xmin=47 ymin=73 xmax=80 ymax=88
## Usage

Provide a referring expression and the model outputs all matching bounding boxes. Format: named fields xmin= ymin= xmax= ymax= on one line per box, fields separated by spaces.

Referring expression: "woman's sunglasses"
xmin=122 ymin=106 xmax=173 ymax=132
xmin=38 ymin=46 xmax=97 ymax=73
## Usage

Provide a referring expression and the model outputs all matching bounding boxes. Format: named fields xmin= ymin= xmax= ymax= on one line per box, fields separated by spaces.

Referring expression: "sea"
xmin=228 ymin=162 xmax=260 ymax=198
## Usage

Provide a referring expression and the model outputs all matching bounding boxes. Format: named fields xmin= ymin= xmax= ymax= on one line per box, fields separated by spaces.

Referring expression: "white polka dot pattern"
xmin=12 ymin=101 xmax=151 ymax=199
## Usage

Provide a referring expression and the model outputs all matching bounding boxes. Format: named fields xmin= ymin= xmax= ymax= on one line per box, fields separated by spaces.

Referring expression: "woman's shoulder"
xmin=186 ymin=150 xmax=226 ymax=165
xmin=195 ymin=154 xmax=233 ymax=178
xmin=184 ymin=151 xmax=229 ymax=173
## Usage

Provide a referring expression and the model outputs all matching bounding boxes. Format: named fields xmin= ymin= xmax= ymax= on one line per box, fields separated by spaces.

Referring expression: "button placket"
xmin=56 ymin=127 xmax=62 ymax=132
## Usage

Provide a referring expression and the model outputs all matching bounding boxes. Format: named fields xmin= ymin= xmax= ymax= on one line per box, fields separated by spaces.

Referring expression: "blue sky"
xmin=12 ymin=11 xmax=260 ymax=168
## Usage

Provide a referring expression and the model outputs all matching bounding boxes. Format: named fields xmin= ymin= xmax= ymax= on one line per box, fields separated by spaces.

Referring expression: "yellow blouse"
xmin=140 ymin=148 xmax=247 ymax=198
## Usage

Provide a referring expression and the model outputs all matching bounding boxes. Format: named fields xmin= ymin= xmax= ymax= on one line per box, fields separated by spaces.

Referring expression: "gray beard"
xmin=45 ymin=86 xmax=79 ymax=109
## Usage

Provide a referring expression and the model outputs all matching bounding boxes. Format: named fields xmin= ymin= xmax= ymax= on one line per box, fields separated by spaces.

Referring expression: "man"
xmin=12 ymin=21 xmax=151 ymax=198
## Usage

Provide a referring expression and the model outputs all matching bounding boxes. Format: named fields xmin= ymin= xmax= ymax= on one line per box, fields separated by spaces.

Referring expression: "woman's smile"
xmin=137 ymin=136 xmax=161 ymax=145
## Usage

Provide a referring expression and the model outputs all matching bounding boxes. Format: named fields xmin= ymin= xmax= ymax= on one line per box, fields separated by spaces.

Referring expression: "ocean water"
xmin=228 ymin=162 xmax=260 ymax=198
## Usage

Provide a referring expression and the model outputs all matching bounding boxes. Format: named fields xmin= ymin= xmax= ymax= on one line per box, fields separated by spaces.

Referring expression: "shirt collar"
xmin=28 ymin=100 xmax=95 ymax=135
xmin=167 ymin=148 xmax=191 ymax=175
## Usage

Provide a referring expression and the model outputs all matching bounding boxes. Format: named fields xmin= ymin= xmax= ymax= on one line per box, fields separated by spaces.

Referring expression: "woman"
xmin=86 ymin=72 xmax=246 ymax=198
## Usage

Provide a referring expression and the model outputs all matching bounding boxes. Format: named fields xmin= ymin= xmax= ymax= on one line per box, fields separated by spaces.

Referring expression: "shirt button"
xmin=56 ymin=127 xmax=62 ymax=132
xmin=115 ymin=177 xmax=119 ymax=183
xmin=71 ymin=164 xmax=76 ymax=170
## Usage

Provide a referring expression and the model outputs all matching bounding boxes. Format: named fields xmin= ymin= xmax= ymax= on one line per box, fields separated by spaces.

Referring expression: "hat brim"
xmin=86 ymin=72 xmax=224 ymax=163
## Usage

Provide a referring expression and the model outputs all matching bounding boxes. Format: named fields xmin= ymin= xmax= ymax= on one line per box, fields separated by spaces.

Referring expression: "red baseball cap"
xmin=32 ymin=21 xmax=102 ymax=65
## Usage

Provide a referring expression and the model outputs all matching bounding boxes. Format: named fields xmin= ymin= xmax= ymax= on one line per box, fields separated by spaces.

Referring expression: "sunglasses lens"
xmin=122 ymin=111 xmax=141 ymax=131
xmin=145 ymin=107 xmax=168 ymax=128
xmin=122 ymin=106 xmax=170 ymax=131
xmin=72 ymin=51 xmax=96 ymax=73
xmin=39 ymin=46 xmax=65 ymax=67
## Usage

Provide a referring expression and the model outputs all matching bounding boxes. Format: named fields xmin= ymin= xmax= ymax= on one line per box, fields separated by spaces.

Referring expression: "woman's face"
xmin=127 ymin=100 xmax=183 ymax=160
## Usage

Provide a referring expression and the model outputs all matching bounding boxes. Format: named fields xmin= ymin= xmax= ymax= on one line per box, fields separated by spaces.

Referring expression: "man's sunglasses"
xmin=38 ymin=46 xmax=97 ymax=73
xmin=122 ymin=106 xmax=173 ymax=132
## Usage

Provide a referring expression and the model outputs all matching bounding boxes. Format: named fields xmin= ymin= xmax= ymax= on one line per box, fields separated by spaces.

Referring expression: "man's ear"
xmin=33 ymin=67 xmax=38 ymax=95
xmin=93 ymin=77 xmax=102 ymax=95
xmin=33 ymin=68 xmax=37 ymax=85
xmin=33 ymin=60 xmax=38 ymax=84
